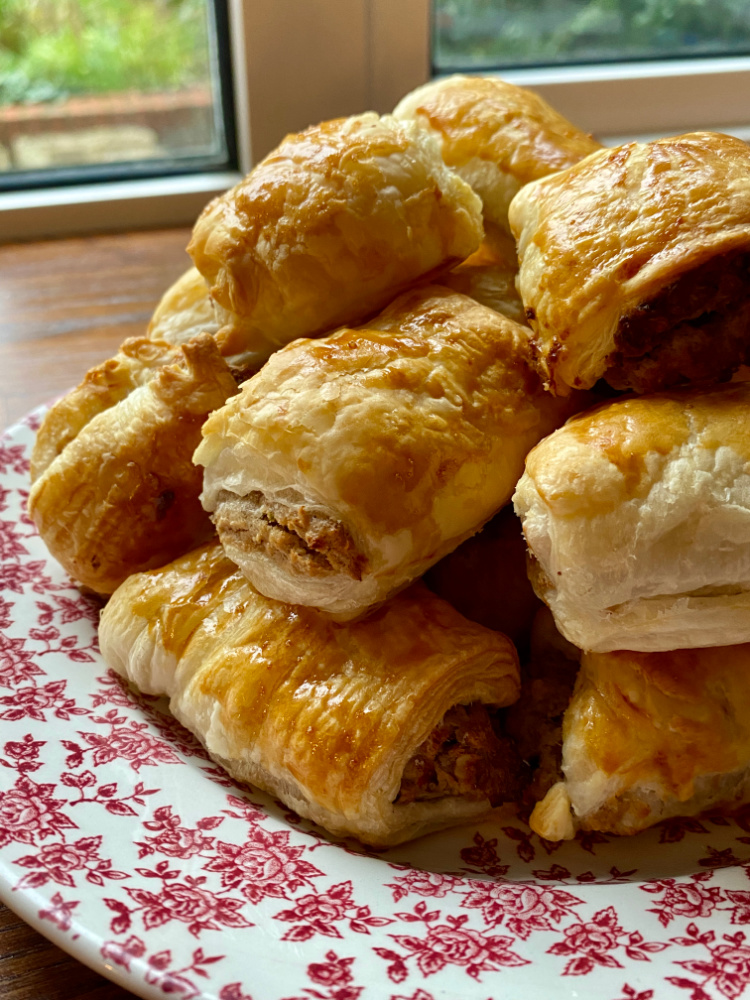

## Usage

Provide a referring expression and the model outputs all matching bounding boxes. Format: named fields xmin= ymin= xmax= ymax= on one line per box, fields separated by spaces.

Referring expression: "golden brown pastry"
xmin=513 ymin=381 xmax=750 ymax=653
xmin=30 ymin=336 xmax=181 ymax=483
xmin=195 ymin=286 xmax=581 ymax=620
xmin=146 ymin=267 xmax=218 ymax=347
xmin=530 ymin=644 xmax=750 ymax=840
xmin=441 ymin=223 xmax=526 ymax=324
xmin=147 ymin=267 xmax=271 ymax=379
xmin=509 ymin=131 xmax=750 ymax=394
xmin=98 ymin=541 xmax=523 ymax=847
xmin=188 ymin=113 xmax=483 ymax=359
xmin=29 ymin=334 xmax=238 ymax=594
xmin=393 ymin=74 xmax=601 ymax=231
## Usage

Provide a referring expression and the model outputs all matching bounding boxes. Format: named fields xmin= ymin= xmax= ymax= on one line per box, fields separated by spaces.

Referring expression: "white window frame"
xmin=1 ymin=0 xmax=749 ymax=243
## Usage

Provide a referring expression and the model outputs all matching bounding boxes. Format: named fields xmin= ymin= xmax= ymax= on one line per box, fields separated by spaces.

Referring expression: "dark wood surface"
xmin=0 ymin=227 xmax=193 ymax=999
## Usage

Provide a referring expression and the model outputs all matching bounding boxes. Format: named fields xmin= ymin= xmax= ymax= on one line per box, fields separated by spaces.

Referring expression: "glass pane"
xmin=0 ymin=0 xmax=231 ymax=185
xmin=434 ymin=0 xmax=750 ymax=72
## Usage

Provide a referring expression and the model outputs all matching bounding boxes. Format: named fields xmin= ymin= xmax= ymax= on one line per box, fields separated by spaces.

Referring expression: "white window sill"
xmin=0 ymin=171 xmax=242 ymax=244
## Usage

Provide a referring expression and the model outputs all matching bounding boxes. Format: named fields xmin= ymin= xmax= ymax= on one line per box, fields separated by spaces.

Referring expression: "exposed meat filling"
xmin=214 ymin=490 xmax=368 ymax=580
xmin=396 ymin=703 xmax=527 ymax=807
xmin=606 ymin=251 xmax=750 ymax=393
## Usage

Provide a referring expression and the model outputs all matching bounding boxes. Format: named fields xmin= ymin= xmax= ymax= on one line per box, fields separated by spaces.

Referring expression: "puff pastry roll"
xmin=513 ymin=381 xmax=750 ymax=652
xmin=195 ymin=287 xmax=580 ymax=620
xmin=99 ymin=541 xmax=522 ymax=847
xmin=393 ymin=74 xmax=601 ymax=231
xmin=147 ymin=266 xmax=274 ymax=379
xmin=530 ymin=644 xmax=750 ymax=841
xmin=509 ymin=131 xmax=750 ymax=394
xmin=188 ymin=113 xmax=483 ymax=359
xmin=31 ymin=336 xmax=182 ymax=483
xmin=441 ymin=223 xmax=526 ymax=324
xmin=146 ymin=267 xmax=218 ymax=348
xmin=29 ymin=334 xmax=238 ymax=594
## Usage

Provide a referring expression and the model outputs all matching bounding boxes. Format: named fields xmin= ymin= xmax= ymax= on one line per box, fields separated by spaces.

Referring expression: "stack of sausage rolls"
xmin=26 ymin=74 xmax=750 ymax=847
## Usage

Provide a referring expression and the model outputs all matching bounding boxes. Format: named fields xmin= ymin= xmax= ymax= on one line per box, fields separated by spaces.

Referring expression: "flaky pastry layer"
xmin=29 ymin=334 xmax=238 ymax=594
xmin=530 ymin=645 xmax=750 ymax=840
xmin=195 ymin=287 xmax=582 ymax=619
xmin=394 ymin=74 xmax=600 ymax=231
xmin=188 ymin=113 xmax=483 ymax=357
xmin=98 ymin=541 xmax=521 ymax=847
xmin=509 ymin=131 xmax=750 ymax=394
xmin=514 ymin=381 xmax=750 ymax=652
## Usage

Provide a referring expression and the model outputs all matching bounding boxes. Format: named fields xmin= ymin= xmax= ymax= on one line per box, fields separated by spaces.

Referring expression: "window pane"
xmin=434 ymin=0 xmax=750 ymax=72
xmin=0 ymin=0 xmax=233 ymax=187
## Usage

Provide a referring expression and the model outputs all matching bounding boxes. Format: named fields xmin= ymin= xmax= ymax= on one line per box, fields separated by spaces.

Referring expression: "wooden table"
xmin=0 ymin=227 xmax=193 ymax=999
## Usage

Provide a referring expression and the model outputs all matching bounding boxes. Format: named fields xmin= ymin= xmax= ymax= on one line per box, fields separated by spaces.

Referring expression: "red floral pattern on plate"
xmin=3 ymin=409 xmax=750 ymax=1000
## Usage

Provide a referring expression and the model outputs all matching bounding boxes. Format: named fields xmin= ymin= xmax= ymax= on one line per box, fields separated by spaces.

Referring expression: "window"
xmin=434 ymin=0 xmax=750 ymax=71
xmin=2 ymin=0 xmax=748 ymax=243
xmin=430 ymin=0 xmax=750 ymax=145
xmin=0 ymin=0 xmax=242 ymax=242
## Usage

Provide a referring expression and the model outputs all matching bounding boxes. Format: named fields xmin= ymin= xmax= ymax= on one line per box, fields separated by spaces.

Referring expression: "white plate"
xmin=3 ymin=409 xmax=750 ymax=1000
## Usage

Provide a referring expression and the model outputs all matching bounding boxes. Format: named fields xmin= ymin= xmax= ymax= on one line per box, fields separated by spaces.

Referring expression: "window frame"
xmin=2 ymin=0 xmax=749 ymax=243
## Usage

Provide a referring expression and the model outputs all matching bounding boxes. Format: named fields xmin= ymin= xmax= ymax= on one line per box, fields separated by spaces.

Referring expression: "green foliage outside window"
xmin=0 ymin=0 xmax=210 ymax=105
xmin=434 ymin=0 xmax=750 ymax=69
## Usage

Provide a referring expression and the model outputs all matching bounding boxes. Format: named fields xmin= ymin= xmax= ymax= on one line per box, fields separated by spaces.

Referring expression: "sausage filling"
xmin=213 ymin=490 xmax=368 ymax=580
xmin=396 ymin=703 xmax=527 ymax=807
xmin=606 ymin=250 xmax=750 ymax=393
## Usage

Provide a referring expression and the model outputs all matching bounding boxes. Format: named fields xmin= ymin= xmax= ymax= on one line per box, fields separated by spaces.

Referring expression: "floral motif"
xmin=13 ymin=833 xmax=128 ymax=889
xmin=38 ymin=891 xmax=80 ymax=933
xmin=0 ymin=443 xmax=28 ymax=476
xmin=380 ymin=906 xmax=528 ymax=982
xmin=459 ymin=832 xmax=510 ymax=879
xmin=275 ymin=880 xmax=393 ymax=941
xmin=135 ymin=804 xmax=222 ymax=859
xmin=282 ymin=950 xmax=363 ymax=1000
xmin=669 ymin=924 xmax=750 ymax=999
xmin=1 ymin=733 xmax=45 ymax=773
xmin=461 ymin=881 xmax=584 ymax=939
xmin=0 ymin=518 xmax=29 ymax=560
xmin=642 ymin=874 xmax=724 ymax=927
xmin=547 ymin=906 xmax=668 ymax=976
xmin=100 ymin=935 xmax=225 ymax=998
xmin=385 ymin=868 xmax=465 ymax=902
xmin=204 ymin=822 xmax=324 ymax=904
xmin=0 ymin=775 xmax=76 ymax=848
xmin=0 ymin=678 xmax=89 ymax=722
xmin=0 ymin=632 xmax=44 ymax=689
xmin=119 ymin=877 xmax=252 ymax=937
xmin=76 ymin=715 xmax=182 ymax=770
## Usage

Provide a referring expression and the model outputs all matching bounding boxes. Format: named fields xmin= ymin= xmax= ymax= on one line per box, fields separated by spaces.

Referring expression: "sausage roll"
xmin=530 ymin=644 xmax=750 ymax=841
xmin=509 ymin=131 xmax=750 ymax=394
xmin=98 ymin=541 xmax=523 ymax=847
xmin=441 ymin=223 xmax=526 ymax=324
xmin=146 ymin=267 xmax=218 ymax=348
xmin=513 ymin=381 xmax=750 ymax=652
xmin=195 ymin=287 xmax=580 ymax=620
xmin=188 ymin=113 xmax=483 ymax=359
xmin=393 ymin=74 xmax=601 ymax=231
xmin=29 ymin=334 xmax=238 ymax=594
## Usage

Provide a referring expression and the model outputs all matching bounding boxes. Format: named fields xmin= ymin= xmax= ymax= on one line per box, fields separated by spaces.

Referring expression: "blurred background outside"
xmin=434 ymin=0 xmax=750 ymax=70
xmin=0 ymin=0 xmax=228 ymax=184
xmin=2 ymin=1 xmax=750 ymax=186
